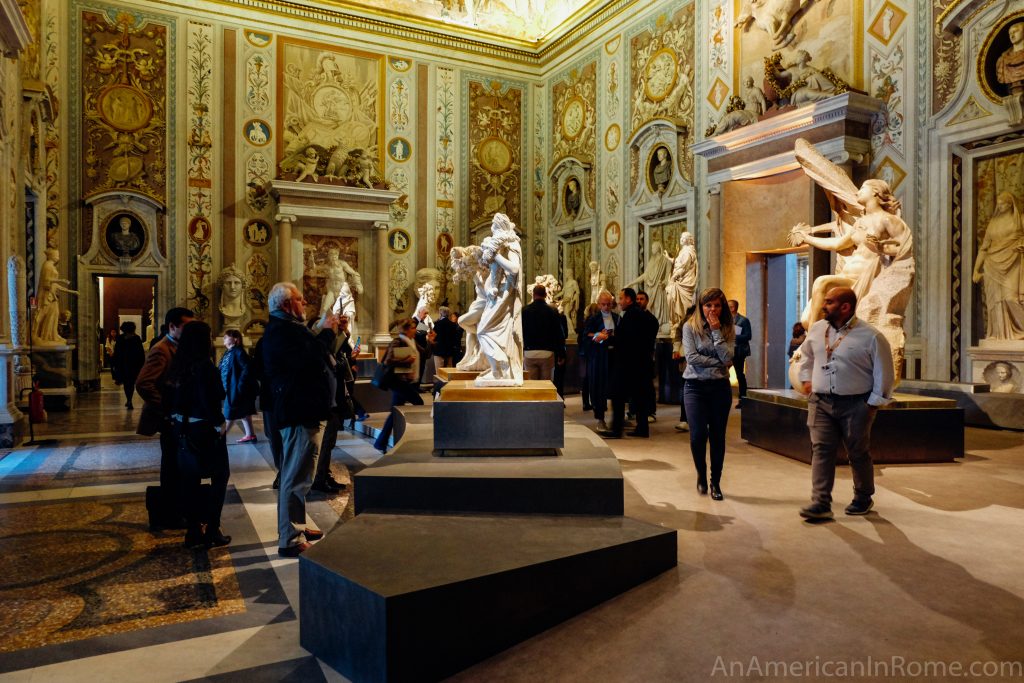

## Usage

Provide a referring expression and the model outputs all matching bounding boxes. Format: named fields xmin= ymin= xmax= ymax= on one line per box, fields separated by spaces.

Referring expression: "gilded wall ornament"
xmin=604 ymin=124 xmax=621 ymax=152
xmin=467 ymin=79 xmax=522 ymax=229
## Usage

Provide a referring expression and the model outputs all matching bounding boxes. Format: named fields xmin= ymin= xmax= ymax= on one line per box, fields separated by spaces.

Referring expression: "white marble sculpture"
xmin=735 ymin=0 xmax=812 ymax=50
xmin=414 ymin=267 xmax=443 ymax=322
xmin=707 ymin=95 xmax=759 ymax=137
xmin=626 ymin=240 xmax=673 ymax=335
xmin=218 ymin=264 xmax=248 ymax=330
xmin=33 ymin=248 xmax=78 ymax=347
xmin=997 ymin=21 xmax=1024 ymax=87
xmin=451 ymin=245 xmax=490 ymax=373
xmin=972 ymin=191 xmax=1024 ymax=341
xmin=743 ymin=76 xmax=768 ymax=116
xmin=787 ymin=137 xmax=915 ymax=381
xmin=320 ymin=248 xmax=363 ymax=339
xmin=666 ymin=232 xmax=698 ymax=350
xmin=589 ymin=260 xmax=607 ymax=303
xmin=474 ymin=213 xmax=524 ymax=386
xmin=533 ymin=273 xmax=561 ymax=305
xmin=774 ymin=50 xmax=841 ymax=107
xmin=559 ymin=267 xmax=582 ymax=332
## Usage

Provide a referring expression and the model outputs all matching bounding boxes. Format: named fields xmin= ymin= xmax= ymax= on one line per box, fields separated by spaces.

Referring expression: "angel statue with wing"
xmin=787 ymin=138 xmax=915 ymax=382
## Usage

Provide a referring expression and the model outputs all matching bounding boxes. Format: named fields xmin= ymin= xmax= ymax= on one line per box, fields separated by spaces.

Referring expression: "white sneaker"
xmin=597 ymin=420 xmax=609 ymax=431
xmin=675 ymin=421 xmax=689 ymax=432
xmin=648 ymin=415 xmax=657 ymax=423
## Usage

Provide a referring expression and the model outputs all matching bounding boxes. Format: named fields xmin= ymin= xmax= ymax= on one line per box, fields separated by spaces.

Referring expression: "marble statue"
xmin=534 ymin=273 xmax=561 ymax=305
xmin=589 ymin=261 xmax=607 ymax=303
xmin=972 ymin=191 xmax=1024 ymax=340
xmin=625 ymin=240 xmax=673 ymax=334
xmin=414 ymin=267 xmax=443 ymax=322
xmin=774 ymin=50 xmax=840 ymax=107
xmin=787 ymin=137 xmax=915 ymax=380
xmin=666 ymin=232 xmax=698 ymax=350
xmin=997 ymin=21 xmax=1024 ymax=86
xmin=743 ymin=75 xmax=768 ymax=116
xmin=474 ymin=213 xmax=524 ymax=386
xmin=111 ymin=216 xmax=140 ymax=257
xmin=988 ymin=361 xmax=1020 ymax=393
xmin=321 ymin=248 xmax=363 ymax=339
xmin=451 ymin=245 xmax=490 ymax=373
xmin=652 ymin=147 xmax=672 ymax=192
xmin=559 ymin=266 xmax=582 ymax=332
xmin=706 ymin=96 xmax=759 ymax=137
xmin=218 ymin=264 xmax=248 ymax=329
xmin=33 ymin=248 xmax=79 ymax=346
xmin=735 ymin=0 xmax=812 ymax=50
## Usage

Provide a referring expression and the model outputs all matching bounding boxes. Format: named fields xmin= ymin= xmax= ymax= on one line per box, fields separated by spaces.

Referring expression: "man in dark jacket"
xmin=521 ymin=284 xmax=566 ymax=384
xmin=600 ymin=288 xmax=659 ymax=438
xmin=135 ymin=307 xmax=194 ymax=528
xmin=261 ymin=282 xmax=335 ymax=557
xmin=430 ymin=306 xmax=462 ymax=375
xmin=112 ymin=321 xmax=146 ymax=409
xmin=729 ymin=300 xmax=752 ymax=408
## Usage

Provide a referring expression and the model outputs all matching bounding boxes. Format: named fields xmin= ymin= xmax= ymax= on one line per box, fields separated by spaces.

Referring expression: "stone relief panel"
xmin=389 ymin=77 xmax=410 ymax=132
xmin=552 ymin=61 xmax=597 ymax=166
xmin=869 ymin=43 xmax=906 ymax=155
xmin=80 ymin=10 xmax=168 ymax=202
xmin=245 ymin=53 xmax=271 ymax=114
xmin=301 ymin=234 xmax=360 ymax=318
xmin=932 ymin=0 xmax=962 ymax=115
xmin=436 ymin=66 xmax=456 ymax=277
xmin=464 ymin=76 xmax=523 ymax=233
xmin=629 ymin=6 xmax=695 ymax=184
xmin=276 ymin=38 xmax=384 ymax=185
xmin=186 ymin=20 xmax=214 ymax=320
xmin=43 ymin=5 xmax=60 ymax=248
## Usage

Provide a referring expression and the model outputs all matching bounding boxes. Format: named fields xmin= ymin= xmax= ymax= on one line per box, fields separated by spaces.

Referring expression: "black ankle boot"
xmin=710 ymin=482 xmax=724 ymax=500
xmin=696 ymin=477 xmax=708 ymax=495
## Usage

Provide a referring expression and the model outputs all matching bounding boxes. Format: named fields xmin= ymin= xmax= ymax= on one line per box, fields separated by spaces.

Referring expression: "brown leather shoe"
xmin=278 ymin=542 xmax=311 ymax=558
xmin=304 ymin=528 xmax=324 ymax=541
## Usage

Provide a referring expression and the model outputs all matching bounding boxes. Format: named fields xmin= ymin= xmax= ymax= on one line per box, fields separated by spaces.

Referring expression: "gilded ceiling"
xmin=289 ymin=0 xmax=599 ymax=45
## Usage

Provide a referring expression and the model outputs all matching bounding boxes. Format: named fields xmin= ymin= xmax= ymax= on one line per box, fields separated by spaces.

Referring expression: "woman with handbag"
xmin=681 ymin=287 xmax=735 ymax=501
xmin=220 ymin=329 xmax=258 ymax=443
xmin=165 ymin=321 xmax=232 ymax=549
xmin=373 ymin=318 xmax=429 ymax=453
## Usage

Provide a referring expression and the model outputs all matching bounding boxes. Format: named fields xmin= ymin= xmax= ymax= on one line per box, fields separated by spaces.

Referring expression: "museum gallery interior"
xmin=0 ymin=0 xmax=1023 ymax=680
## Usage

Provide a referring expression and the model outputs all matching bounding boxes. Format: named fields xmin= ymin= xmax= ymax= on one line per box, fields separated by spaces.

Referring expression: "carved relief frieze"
xmin=552 ymin=61 xmax=597 ymax=170
xmin=186 ymin=20 xmax=214 ymax=319
xmin=870 ymin=43 xmax=905 ymax=154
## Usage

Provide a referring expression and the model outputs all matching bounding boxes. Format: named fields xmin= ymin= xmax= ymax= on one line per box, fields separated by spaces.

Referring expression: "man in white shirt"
xmin=795 ymin=287 xmax=894 ymax=519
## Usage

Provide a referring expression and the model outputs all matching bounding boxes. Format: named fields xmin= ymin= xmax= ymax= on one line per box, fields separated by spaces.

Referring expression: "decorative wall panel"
xmin=932 ymin=0 xmax=962 ymax=115
xmin=43 ymin=3 xmax=61 ymax=247
xmin=185 ymin=20 xmax=214 ymax=319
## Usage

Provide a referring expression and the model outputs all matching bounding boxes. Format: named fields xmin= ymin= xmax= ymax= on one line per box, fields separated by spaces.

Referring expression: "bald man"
xmin=795 ymin=287 xmax=894 ymax=520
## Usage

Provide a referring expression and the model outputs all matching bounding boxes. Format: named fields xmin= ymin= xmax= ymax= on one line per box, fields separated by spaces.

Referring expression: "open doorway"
xmin=746 ymin=249 xmax=809 ymax=389
xmin=96 ymin=275 xmax=157 ymax=373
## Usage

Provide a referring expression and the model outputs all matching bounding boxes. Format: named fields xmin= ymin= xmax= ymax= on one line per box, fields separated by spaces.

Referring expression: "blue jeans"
xmin=374 ymin=381 xmax=424 ymax=451
xmin=682 ymin=378 xmax=732 ymax=484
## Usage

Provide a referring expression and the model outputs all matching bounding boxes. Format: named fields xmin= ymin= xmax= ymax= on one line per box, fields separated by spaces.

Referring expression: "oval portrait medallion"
xmin=98 ymin=84 xmax=153 ymax=132
xmin=188 ymin=216 xmax=211 ymax=244
xmin=560 ymin=96 xmax=586 ymax=140
xmin=604 ymin=221 xmax=621 ymax=249
xmin=477 ymin=136 xmax=513 ymax=175
xmin=604 ymin=124 xmax=621 ymax=152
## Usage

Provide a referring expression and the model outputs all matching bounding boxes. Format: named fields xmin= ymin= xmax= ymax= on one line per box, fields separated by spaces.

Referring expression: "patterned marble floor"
xmin=2 ymin=376 xmax=1023 ymax=682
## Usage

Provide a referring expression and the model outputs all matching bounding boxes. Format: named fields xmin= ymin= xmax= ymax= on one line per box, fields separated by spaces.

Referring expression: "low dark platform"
xmin=741 ymin=389 xmax=964 ymax=464
xmin=355 ymin=422 xmax=623 ymax=515
xmin=300 ymin=511 xmax=677 ymax=683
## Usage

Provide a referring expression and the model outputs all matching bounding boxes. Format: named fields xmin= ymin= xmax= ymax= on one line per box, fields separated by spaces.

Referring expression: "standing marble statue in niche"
xmin=625 ymin=240 xmax=673 ymax=334
xmin=565 ymin=178 xmax=582 ymax=218
xmin=474 ymin=213 xmax=524 ymax=386
xmin=787 ymin=138 xmax=915 ymax=380
xmin=666 ymin=232 xmax=698 ymax=350
xmin=33 ymin=248 xmax=79 ymax=346
xmin=560 ymin=266 xmax=581 ymax=333
xmin=997 ymin=21 xmax=1024 ymax=87
xmin=321 ymin=248 xmax=363 ymax=338
xmin=451 ymin=245 xmax=490 ymax=373
xmin=972 ymin=191 xmax=1024 ymax=340
xmin=218 ymin=264 xmax=248 ymax=329
xmin=589 ymin=260 xmax=607 ymax=303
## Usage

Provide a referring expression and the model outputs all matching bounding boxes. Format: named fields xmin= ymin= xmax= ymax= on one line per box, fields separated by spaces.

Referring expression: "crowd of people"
xmin=127 ymin=276 xmax=892 ymax=556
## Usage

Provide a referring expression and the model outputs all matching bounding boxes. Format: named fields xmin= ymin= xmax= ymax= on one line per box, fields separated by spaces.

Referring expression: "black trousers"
xmin=734 ymin=352 xmax=749 ymax=399
xmin=611 ymin=374 xmax=652 ymax=436
xmin=374 ymin=381 xmax=424 ymax=451
xmin=174 ymin=421 xmax=230 ymax=530
xmin=682 ymin=378 xmax=732 ymax=483
xmin=159 ymin=425 xmax=181 ymax=517
xmin=123 ymin=378 xmax=137 ymax=406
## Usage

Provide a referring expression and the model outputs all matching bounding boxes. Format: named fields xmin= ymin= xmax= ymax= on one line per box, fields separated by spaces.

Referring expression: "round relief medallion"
xmin=312 ymin=85 xmax=353 ymax=122
xmin=388 ymin=228 xmax=411 ymax=254
xmin=643 ymin=48 xmax=679 ymax=102
xmin=98 ymin=84 xmax=154 ymax=132
xmin=188 ymin=216 xmax=211 ymax=245
xmin=604 ymin=124 xmax=621 ymax=152
xmin=243 ymin=219 xmax=272 ymax=247
xmin=604 ymin=221 xmax=621 ymax=249
xmin=243 ymin=119 xmax=271 ymax=147
xmin=388 ymin=137 xmax=412 ymax=163
xmin=477 ymin=136 xmax=513 ymax=175
xmin=560 ymin=96 xmax=586 ymax=140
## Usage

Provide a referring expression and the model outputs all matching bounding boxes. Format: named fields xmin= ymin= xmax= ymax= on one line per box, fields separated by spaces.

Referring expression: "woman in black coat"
xmin=582 ymin=293 xmax=620 ymax=432
xmin=165 ymin=321 xmax=230 ymax=549
xmin=111 ymin=321 xmax=146 ymax=409
xmin=220 ymin=329 xmax=257 ymax=443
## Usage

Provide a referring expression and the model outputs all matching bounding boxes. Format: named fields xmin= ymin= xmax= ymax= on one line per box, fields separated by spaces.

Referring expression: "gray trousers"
xmin=807 ymin=394 xmax=876 ymax=506
xmin=524 ymin=354 xmax=555 ymax=383
xmin=278 ymin=424 xmax=319 ymax=548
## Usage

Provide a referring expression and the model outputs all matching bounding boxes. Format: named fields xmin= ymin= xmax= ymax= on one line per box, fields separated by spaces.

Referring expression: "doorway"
xmin=96 ymin=275 xmax=157 ymax=372
xmin=746 ymin=250 xmax=808 ymax=389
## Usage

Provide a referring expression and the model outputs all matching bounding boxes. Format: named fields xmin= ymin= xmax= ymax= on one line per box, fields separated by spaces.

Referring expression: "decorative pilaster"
xmin=373 ymin=221 xmax=392 ymax=350
xmin=275 ymin=213 xmax=296 ymax=282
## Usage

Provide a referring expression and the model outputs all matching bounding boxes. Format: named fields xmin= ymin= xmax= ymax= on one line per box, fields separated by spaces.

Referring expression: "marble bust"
xmin=111 ymin=216 xmax=141 ymax=257
xmin=218 ymin=264 xmax=248 ymax=327
xmin=997 ymin=21 xmax=1024 ymax=86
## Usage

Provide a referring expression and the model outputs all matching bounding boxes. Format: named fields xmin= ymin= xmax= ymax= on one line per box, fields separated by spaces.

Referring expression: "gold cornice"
xmin=145 ymin=0 xmax=645 ymax=68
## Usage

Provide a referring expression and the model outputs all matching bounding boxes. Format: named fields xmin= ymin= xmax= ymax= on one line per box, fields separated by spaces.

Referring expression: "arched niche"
xmin=549 ymin=157 xmax=594 ymax=295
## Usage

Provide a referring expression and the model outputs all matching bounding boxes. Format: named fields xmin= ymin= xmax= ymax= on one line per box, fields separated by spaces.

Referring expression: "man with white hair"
xmin=261 ymin=282 xmax=336 ymax=557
